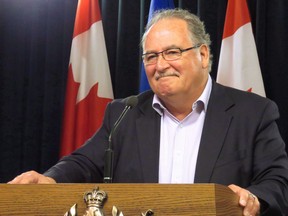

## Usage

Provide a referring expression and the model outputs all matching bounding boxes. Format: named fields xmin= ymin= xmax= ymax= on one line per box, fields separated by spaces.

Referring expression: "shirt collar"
xmin=152 ymin=75 xmax=212 ymax=116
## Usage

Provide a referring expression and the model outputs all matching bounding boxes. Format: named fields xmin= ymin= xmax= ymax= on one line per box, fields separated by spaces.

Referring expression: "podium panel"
xmin=0 ymin=183 xmax=242 ymax=215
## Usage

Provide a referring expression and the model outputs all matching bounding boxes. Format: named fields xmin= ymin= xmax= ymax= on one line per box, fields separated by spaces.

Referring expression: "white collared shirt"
xmin=152 ymin=76 xmax=212 ymax=183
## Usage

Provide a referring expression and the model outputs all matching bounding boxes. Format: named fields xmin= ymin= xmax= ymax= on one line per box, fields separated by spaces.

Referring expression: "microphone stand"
xmin=103 ymin=106 xmax=131 ymax=183
xmin=103 ymin=96 xmax=138 ymax=183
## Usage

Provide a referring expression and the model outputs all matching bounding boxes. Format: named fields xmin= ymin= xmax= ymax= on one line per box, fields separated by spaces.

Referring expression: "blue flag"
xmin=139 ymin=0 xmax=175 ymax=93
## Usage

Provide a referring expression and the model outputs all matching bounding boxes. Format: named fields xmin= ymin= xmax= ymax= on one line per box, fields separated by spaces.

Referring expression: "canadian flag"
xmin=216 ymin=0 xmax=266 ymax=97
xmin=60 ymin=0 xmax=113 ymax=157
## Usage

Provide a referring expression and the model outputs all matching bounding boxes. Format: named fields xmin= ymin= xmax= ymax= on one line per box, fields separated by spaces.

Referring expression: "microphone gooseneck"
xmin=103 ymin=96 xmax=138 ymax=183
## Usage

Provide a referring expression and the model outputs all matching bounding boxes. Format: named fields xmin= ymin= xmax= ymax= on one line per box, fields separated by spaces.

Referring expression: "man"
xmin=9 ymin=9 xmax=288 ymax=216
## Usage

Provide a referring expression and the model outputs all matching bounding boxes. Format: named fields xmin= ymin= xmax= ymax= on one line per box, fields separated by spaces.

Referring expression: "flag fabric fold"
xmin=216 ymin=0 xmax=266 ymax=97
xmin=139 ymin=0 xmax=175 ymax=93
xmin=60 ymin=0 xmax=113 ymax=157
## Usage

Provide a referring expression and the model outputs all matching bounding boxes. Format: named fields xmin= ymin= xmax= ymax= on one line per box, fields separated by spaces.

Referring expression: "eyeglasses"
xmin=142 ymin=44 xmax=202 ymax=65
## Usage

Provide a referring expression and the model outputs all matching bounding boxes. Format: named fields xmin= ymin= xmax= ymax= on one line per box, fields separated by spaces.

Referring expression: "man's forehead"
xmin=149 ymin=17 xmax=187 ymax=31
xmin=144 ymin=19 xmax=191 ymax=48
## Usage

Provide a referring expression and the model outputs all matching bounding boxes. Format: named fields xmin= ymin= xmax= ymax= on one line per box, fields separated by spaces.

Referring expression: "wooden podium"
xmin=0 ymin=183 xmax=242 ymax=215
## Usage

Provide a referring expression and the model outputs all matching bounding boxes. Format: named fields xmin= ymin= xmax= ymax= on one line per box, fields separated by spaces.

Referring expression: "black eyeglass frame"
xmin=142 ymin=43 xmax=203 ymax=65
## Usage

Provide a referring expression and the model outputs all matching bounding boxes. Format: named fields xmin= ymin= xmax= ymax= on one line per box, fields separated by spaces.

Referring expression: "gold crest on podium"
xmin=64 ymin=186 xmax=154 ymax=216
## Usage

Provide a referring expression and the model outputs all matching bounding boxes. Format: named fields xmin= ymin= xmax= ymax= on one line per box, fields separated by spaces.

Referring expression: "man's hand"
xmin=7 ymin=170 xmax=56 ymax=184
xmin=229 ymin=184 xmax=260 ymax=216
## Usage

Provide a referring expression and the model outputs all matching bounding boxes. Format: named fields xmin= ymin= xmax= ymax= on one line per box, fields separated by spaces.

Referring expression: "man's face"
xmin=143 ymin=18 xmax=209 ymax=101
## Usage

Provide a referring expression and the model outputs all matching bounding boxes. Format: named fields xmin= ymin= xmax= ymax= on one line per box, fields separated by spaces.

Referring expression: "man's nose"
xmin=155 ymin=54 xmax=170 ymax=70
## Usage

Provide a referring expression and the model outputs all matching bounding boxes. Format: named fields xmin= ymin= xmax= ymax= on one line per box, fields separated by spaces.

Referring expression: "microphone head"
xmin=125 ymin=95 xmax=138 ymax=109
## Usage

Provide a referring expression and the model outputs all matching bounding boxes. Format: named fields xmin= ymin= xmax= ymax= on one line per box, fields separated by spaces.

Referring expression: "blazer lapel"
xmin=194 ymin=82 xmax=234 ymax=183
xmin=136 ymin=95 xmax=161 ymax=183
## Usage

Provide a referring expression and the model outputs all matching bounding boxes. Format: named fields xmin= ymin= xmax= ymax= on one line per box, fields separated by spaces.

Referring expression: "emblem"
xmin=64 ymin=186 xmax=154 ymax=216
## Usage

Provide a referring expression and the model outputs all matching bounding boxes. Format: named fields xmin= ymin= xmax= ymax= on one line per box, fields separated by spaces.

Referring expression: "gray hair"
xmin=141 ymin=8 xmax=213 ymax=72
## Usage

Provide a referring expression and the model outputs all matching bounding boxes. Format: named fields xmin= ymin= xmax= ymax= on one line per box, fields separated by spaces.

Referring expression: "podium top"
xmin=0 ymin=183 xmax=242 ymax=216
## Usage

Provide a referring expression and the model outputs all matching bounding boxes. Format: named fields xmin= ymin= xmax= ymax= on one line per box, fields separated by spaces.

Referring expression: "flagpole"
xmin=139 ymin=0 xmax=145 ymax=85
xmin=116 ymin=0 xmax=123 ymax=82
xmin=178 ymin=0 xmax=183 ymax=8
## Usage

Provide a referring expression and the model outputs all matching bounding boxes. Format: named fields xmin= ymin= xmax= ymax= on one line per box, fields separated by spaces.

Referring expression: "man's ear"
xmin=199 ymin=44 xmax=209 ymax=69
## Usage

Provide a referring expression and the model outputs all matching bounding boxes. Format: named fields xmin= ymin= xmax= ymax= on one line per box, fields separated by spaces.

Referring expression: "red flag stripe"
xmin=73 ymin=0 xmax=101 ymax=38
xmin=222 ymin=0 xmax=251 ymax=39
xmin=60 ymin=65 xmax=79 ymax=154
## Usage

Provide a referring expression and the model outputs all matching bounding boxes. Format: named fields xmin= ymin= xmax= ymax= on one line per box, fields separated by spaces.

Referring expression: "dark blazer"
xmin=45 ymin=81 xmax=288 ymax=215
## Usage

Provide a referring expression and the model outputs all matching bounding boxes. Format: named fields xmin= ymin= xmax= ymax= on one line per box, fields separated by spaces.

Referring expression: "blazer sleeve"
xmin=43 ymin=101 xmax=118 ymax=183
xmin=246 ymin=100 xmax=288 ymax=216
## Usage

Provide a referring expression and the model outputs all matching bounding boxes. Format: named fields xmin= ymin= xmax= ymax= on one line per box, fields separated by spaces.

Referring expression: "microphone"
xmin=103 ymin=95 xmax=138 ymax=183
